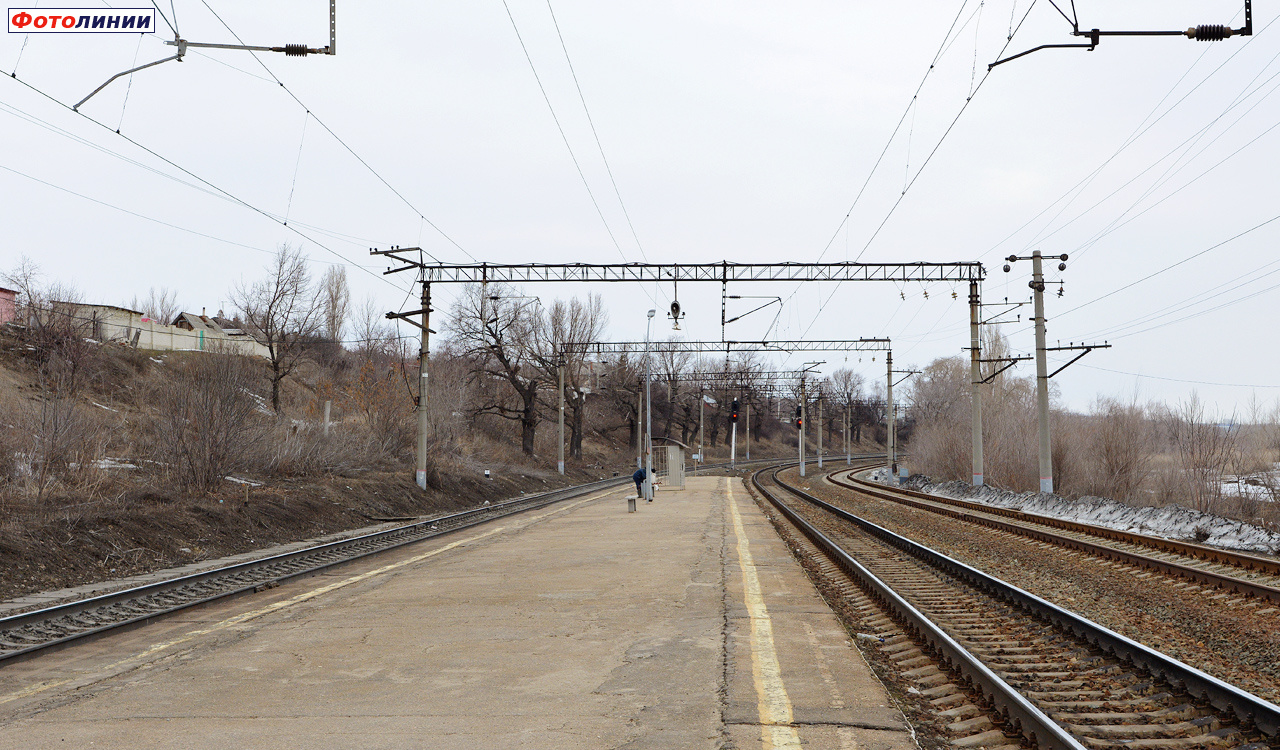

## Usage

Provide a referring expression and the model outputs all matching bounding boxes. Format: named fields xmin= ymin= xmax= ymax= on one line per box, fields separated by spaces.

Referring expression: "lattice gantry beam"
xmin=562 ymin=339 xmax=891 ymax=356
xmin=370 ymin=256 xmax=985 ymax=284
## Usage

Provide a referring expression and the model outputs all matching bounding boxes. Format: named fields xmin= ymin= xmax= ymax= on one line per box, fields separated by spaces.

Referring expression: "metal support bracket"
xmin=976 ymin=355 xmax=1033 ymax=384
xmin=990 ymin=0 xmax=1251 ymax=69
xmin=1043 ymin=343 xmax=1111 ymax=379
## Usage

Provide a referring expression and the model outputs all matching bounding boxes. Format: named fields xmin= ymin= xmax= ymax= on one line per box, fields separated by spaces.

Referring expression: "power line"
xmin=0 ymin=162 xmax=373 ymax=266
xmin=815 ymin=0 xmax=978 ymax=264
xmin=4 ymin=74 xmax=412 ymax=295
xmin=196 ymin=0 xmax=468 ymax=263
xmin=1057 ymin=211 xmax=1280 ymax=320
xmin=499 ymin=0 xmax=632 ymax=266
xmin=1079 ymin=364 xmax=1280 ymax=389
xmin=544 ymin=0 xmax=648 ymax=262
xmin=985 ymin=7 xmax=1271 ymax=261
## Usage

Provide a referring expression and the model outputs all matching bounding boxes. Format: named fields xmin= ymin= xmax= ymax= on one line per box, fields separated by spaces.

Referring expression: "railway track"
xmin=0 ymin=468 xmax=687 ymax=665
xmin=0 ymin=455 xmax=794 ymax=666
xmin=826 ymin=469 xmax=1280 ymax=605
xmin=751 ymin=464 xmax=1280 ymax=750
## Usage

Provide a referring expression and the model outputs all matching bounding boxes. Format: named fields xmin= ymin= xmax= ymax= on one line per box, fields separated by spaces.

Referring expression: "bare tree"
xmin=1165 ymin=393 xmax=1241 ymax=513
xmin=351 ymin=294 xmax=399 ymax=363
xmin=128 ymin=287 xmax=182 ymax=323
xmin=535 ymin=294 xmax=608 ymax=459
xmin=230 ymin=244 xmax=324 ymax=412
xmin=321 ymin=265 xmax=351 ymax=344
xmin=449 ymin=284 xmax=545 ymax=455
xmin=149 ymin=354 xmax=268 ymax=491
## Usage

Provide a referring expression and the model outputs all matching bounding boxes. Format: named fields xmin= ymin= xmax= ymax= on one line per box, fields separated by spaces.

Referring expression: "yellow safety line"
xmin=727 ymin=480 xmax=802 ymax=749
xmin=0 ymin=489 xmax=617 ymax=707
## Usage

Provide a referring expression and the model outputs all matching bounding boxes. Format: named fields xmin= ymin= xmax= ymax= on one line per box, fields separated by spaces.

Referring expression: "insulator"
xmin=284 ymin=44 xmax=310 ymax=56
xmin=1189 ymin=24 xmax=1231 ymax=41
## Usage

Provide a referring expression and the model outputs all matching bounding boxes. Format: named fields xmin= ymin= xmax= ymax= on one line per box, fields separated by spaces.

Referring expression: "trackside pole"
xmin=886 ymin=350 xmax=895 ymax=484
xmin=558 ymin=359 xmax=565 ymax=475
xmin=415 ymin=283 xmax=431 ymax=490
xmin=1032 ymin=251 xmax=1053 ymax=494
xmin=745 ymin=402 xmax=750 ymax=460
xmin=730 ymin=421 xmax=737 ymax=469
xmin=970 ymin=280 xmax=984 ymax=487
xmin=799 ymin=379 xmax=807 ymax=478
xmin=817 ymin=397 xmax=823 ymax=469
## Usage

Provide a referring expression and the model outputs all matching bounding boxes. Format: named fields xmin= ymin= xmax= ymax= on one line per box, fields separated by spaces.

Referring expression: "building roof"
xmin=53 ymin=301 xmax=144 ymax=316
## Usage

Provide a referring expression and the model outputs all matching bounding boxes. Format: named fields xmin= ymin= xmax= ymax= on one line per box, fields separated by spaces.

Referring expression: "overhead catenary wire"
xmin=0 ymin=162 xmax=380 ymax=266
xmin=544 ymin=0 xmax=649 ymax=263
xmin=1079 ymin=364 xmax=1280 ymax=390
xmin=791 ymin=0 xmax=1040 ymax=344
xmin=196 ymin=0 xmax=467 ymax=263
xmin=986 ymin=7 xmax=1269 ymax=261
xmin=3 ymin=74 xmax=413 ymax=295
xmin=498 ymin=0 xmax=632 ymax=267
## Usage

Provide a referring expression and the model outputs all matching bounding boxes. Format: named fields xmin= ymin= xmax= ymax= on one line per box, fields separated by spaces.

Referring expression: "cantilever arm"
xmin=988 ymin=41 xmax=1097 ymax=70
xmin=74 ymin=42 xmax=186 ymax=111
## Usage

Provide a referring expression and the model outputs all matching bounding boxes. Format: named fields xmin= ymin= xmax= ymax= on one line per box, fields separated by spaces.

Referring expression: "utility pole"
xmin=1032 ymin=251 xmax=1051 ymax=493
xmin=845 ymin=404 xmax=851 ymax=465
xmin=1004 ymin=251 xmax=1110 ymax=494
xmin=969 ymin=280 xmax=984 ymax=487
xmin=636 ymin=375 xmax=643 ymax=470
xmin=372 ymin=247 xmax=434 ymax=491
xmin=415 ymin=282 xmax=431 ymax=490
xmin=644 ymin=309 xmax=655 ymax=502
xmin=745 ymin=401 xmax=751 ymax=460
xmin=886 ymin=350 xmax=894 ymax=482
xmin=557 ymin=356 xmax=565 ymax=475
xmin=698 ymin=386 xmax=704 ymax=466
xmin=799 ymin=380 xmax=806 ymax=478
xmin=817 ymin=395 xmax=823 ymax=469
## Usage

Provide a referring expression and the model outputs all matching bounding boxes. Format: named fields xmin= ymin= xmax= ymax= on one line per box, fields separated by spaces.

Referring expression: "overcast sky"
xmin=2 ymin=0 xmax=1277 ymax=415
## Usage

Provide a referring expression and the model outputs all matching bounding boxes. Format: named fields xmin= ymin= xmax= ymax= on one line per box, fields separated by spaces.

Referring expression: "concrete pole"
xmin=817 ymin=396 xmax=823 ymax=469
xmin=636 ymin=377 xmax=642 ymax=470
xmin=745 ymin=401 xmax=751 ymax=460
xmin=415 ymin=282 xmax=432 ymax=490
xmin=886 ymin=350 xmax=895 ymax=483
xmin=845 ymin=405 xmax=851 ymax=465
xmin=323 ymin=399 xmax=331 ymax=437
xmin=730 ymin=421 xmax=736 ymax=469
xmin=1032 ymin=250 xmax=1053 ymax=494
xmin=644 ymin=311 xmax=654 ymax=502
xmin=799 ymin=379 xmax=807 ymax=478
xmin=557 ymin=359 xmax=565 ymax=475
xmin=698 ymin=387 xmax=704 ymax=466
xmin=969 ymin=280 xmax=984 ymax=487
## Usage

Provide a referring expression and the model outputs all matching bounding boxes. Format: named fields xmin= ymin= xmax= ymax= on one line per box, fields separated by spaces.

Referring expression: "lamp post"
xmin=644 ymin=309 xmax=655 ymax=502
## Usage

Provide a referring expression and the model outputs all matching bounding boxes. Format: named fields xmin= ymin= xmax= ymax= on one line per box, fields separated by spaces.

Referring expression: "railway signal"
xmin=730 ymin=400 xmax=740 ymax=423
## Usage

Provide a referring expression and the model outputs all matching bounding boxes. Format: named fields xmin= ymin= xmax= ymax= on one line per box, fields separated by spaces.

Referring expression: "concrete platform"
xmin=0 ymin=477 xmax=914 ymax=749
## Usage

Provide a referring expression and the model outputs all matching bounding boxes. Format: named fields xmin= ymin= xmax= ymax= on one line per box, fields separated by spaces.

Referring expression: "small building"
xmin=49 ymin=301 xmax=269 ymax=358
xmin=0 ymin=287 xmax=16 ymax=325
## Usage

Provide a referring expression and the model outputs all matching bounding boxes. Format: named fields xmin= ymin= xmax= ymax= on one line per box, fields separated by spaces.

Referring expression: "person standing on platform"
xmin=632 ymin=467 xmax=646 ymax=500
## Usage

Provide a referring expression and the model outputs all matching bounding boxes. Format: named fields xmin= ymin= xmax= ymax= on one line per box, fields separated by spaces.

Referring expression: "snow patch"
xmin=886 ymin=475 xmax=1280 ymax=555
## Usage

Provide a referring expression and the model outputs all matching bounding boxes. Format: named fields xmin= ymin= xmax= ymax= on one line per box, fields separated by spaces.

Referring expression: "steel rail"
xmin=765 ymin=467 xmax=1280 ymax=741
xmin=0 ymin=456 xmax=787 ymax=665
xmin=0 ymin=472 xmax=660 ymax=664
xmin=828 ymin=471 xmax=1280 ymax=604
xmin=751 ymin=464 xmax=1085 ymax=750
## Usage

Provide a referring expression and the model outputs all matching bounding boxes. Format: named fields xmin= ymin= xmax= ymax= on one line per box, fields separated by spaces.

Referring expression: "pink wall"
xmin=0 ymin=289 xmax=16 ymax=325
